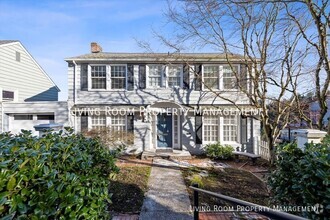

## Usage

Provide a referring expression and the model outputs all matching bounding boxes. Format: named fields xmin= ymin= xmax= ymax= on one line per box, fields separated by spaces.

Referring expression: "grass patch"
xmin=182 ymin=167 xmax=269 ymax=207
xmin=109 ymin=166 xmax=151 ymax=213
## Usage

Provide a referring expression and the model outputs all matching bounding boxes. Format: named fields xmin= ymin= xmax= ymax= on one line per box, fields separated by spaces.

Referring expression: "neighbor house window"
xmin=91 ymin=66 xmax=106 ymax=89
xmin=2 ymin=90 xmax=14 ymax=100
xmin=110 ymin=65 xmax=126 ymax=89
xmin=14 ymin=115 xmax=33 ymax=120
xmin=91 ymin=116 xmax=106 ymax=130
xmin=15 ymin=51 xmax=21 ymax=62
xmin=223 ymin=65 xmax=238 ymax=90
xmin=37 ymin=115 xmax=55 ymax=120
xmin=223 ymin=115 xmax=237 ymax=141
xmin=148 ymin=65 xmax=163 ymax=87
xmin=203 ymin=65 xmax=219 ymax=89
xmin=168 ymin=65 xmax=182 ymax=88
xmin=203 ymin=116 xmax=219 ymax=142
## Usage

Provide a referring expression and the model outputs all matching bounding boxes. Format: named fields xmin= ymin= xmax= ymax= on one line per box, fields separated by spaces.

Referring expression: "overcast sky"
xmin=0 ymin=0 xmax=176 ymax=100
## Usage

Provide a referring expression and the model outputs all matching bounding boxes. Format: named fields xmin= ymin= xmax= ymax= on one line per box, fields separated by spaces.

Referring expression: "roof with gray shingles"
xmin=0 ymin=40 xmax=19 ymax=45
xmin=65 ymin=52 xmax=247 ymax=62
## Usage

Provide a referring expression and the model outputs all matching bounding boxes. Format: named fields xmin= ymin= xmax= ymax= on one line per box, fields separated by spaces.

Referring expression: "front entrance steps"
xmin=141 ymin=149 xmax=192 ymax=160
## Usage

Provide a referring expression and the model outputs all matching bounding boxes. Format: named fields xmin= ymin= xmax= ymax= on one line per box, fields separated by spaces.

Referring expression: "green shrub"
xmin=0 ymin=129 xmax=118 ymax=219
xmin=268 ymin=142 xmax=329 ymax=219
xmin=190 ymin=174 xmax=204 ymax=188
xmin=205 ymin=143 xmax=233 ymax=160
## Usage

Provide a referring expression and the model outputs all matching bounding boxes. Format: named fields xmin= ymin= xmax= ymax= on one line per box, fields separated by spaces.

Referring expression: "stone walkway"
xmin=139 ymin=159 xmax=193 ymax=220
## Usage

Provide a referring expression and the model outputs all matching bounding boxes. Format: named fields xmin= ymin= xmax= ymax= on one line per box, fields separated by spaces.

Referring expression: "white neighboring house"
xmin=0 ymin=40 xmax=68 ymax=135
xmin=65 ymin=42 xmax=261 ymax=155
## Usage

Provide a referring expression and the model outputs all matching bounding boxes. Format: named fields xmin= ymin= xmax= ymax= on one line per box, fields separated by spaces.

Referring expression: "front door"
xmin=157 ymin=114 xmax=172 ymax=148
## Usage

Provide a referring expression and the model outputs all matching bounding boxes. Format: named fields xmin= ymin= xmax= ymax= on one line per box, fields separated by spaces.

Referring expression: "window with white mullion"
xmin=223 ymin=115 xmax=237 ymax=142
xmin=203 ymin=116 xmax=219 ymax=142
xmin=110 ymin=65 xmax=126 ymax=89
xmin=110 ymin=115 xmax=127 ymax=140
xmin=91 ymin=115 xmax=106 ymax=130
xmin=203 ymin=65 xmax=220 ymax=90
xmin=168 ymin=65 xmax=182 ymax=88
xmin=91 ymin=65 xmax=107 ymax=89
xmin=148 ymin=64 xmax=163 ymax=88
xmin=222 ymin=65 xmax=239 ymax=90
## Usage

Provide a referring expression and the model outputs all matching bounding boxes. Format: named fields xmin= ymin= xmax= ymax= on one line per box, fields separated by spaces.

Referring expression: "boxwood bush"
xmin=0 ymin=129 xmax=119 ymax=219
xmin=268 ymin=139 xmax=330 ymax=219
xmin=205 ymin=143 xmax=234 ymax=160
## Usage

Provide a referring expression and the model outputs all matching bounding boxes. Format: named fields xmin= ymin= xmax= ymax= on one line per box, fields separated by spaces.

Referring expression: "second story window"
xmin=111 ymin=65 xmax=126 ymax=89
xmin=91 ymin=66 xmax=106 ymax=89
xmin=168 ymin=65 xmax=182 ymax=88
xmin=203 ymin=66 xmax=220 ymax=90
xmin=148 ymin=65 xmax=163 ymax=88
xmin=223 ymin=65 xmax=238 ymax=90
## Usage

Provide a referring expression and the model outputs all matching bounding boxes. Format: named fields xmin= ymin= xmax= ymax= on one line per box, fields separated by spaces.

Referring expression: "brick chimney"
xmin=91 ymin=42 xmax=102 ymax=53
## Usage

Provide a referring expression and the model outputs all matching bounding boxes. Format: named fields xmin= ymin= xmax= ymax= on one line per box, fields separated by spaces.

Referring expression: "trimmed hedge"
xmin=0 ymin=129 xmax=118 ymax=219
xmin=268 ymin=138 xmax=330 ymax=219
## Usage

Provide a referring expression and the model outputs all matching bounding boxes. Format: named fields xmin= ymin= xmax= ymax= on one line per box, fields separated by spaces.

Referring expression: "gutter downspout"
xmin=1 ymin=102 xmax=3 ymax=132
xmin=72 ymin=60 xmax=77 ymax=133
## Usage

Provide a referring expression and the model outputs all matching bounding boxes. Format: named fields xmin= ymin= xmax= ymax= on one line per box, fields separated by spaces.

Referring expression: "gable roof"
xmin=0 ymin=40 xmax=60 ymax=92
xmin=0 ymin=40 xmax=19 ymax=45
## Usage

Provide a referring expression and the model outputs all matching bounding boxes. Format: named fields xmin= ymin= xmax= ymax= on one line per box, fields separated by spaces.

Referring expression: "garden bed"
xmin=109 ymin=166 xmax=151 ymax=214
xmin=182 ymin=166 xmax=270 ymax=207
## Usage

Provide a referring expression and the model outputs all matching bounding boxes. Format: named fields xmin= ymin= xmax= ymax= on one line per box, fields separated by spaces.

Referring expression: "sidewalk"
xmin=139 ymin=159 xmax=193 ymax=220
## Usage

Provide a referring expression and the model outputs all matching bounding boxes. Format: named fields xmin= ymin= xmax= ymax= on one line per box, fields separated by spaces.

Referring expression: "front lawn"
xmin=182 ymin=166 xmax=269 ymax=206
xmin=109 ymin=166 xmax=151 ymax=214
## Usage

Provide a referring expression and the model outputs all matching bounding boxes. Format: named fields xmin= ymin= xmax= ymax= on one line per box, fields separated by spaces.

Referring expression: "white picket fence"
xmin=259 ymin=140 xmax=271 ymax=161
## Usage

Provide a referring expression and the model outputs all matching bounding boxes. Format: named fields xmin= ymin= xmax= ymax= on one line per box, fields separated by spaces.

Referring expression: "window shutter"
xmin=240 ymin=116 xmax=247 ymax=144
xmin=194 ymin=64 xmax=202 ymax=91
xmin=127 ymin=64 xmax=134 ymax=91
xmin=81 ymin=114 xmax=88 ymax=133
xmin=240 ymin=64 xmax=248 ymax=91
xmin=183 ymin=65 xmax=190 ymax=89
xmin=195 ymin=115 xmax=203 ymax=144
xmin=80 ymin=64 xmax=88 ymax=90
xmin=127 ymin=115 xmax=134 ymax=144
xmin=139 ymin=65 xmax=146 ymax=89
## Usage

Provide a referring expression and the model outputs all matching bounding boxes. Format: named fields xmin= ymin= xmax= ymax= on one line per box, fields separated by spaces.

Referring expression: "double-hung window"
xmin=204 ymin=116 xmax=219 ymax=142
xmin=148 ymin=65 xmax=163 ymax=88
xmin=91 ymin=115 xmax=106 ymax=130
xmin=111 ymin=65 xmax=126 ymax=89
xmin=203 ymin=115 xmax=238 ymax=143
xmin=223 ymin=65 xmax=238 ymax=90
xmin=168 ymin=65 xmax=182 ymax=88
xmin=203 ymin=65 xmax=220 ymax=90
xmin=223 ymin=115 xmax=237 ymax=142
xmin=91 ymin=66 xmax=107 ymax=89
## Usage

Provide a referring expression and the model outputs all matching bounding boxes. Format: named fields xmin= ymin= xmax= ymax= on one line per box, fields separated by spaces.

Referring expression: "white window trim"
xmin=202 ymin=64 xmax=240 ymax=91
xmin=167 ymin=64 xmax=183 ymax=89
xmin=88 ymin=64 xmax=128 ymax=91
xmin=202 ymin=115 xmax=240 ymax=145
xmin=222 ymin=64 xmax=240 ymax=91
xmin=88 ymin=64 xmax=107 ymax=91
xmin=146 ymin=64 xmax=183 ymax=89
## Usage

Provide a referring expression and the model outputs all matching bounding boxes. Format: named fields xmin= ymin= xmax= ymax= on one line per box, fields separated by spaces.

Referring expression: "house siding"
xmin=0 ymin=43 xmax=58 ymax=102
xmin=70 ymin=63 xmax=250 ymax=106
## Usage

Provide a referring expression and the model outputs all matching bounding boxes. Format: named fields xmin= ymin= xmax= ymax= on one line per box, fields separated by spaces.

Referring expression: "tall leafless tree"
xmin=140 ymin=0 xmax=316 ymax=162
